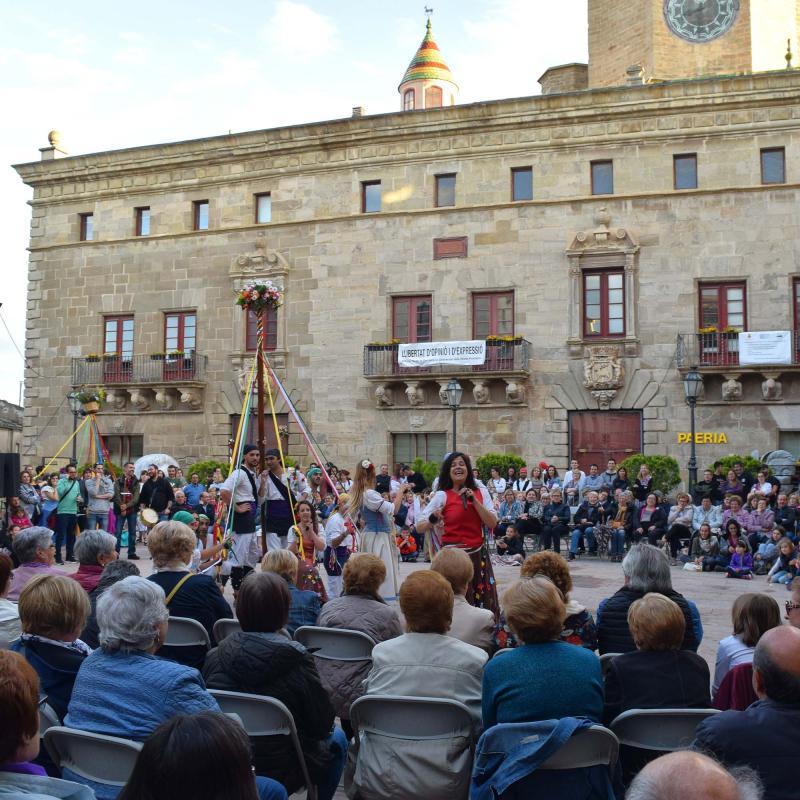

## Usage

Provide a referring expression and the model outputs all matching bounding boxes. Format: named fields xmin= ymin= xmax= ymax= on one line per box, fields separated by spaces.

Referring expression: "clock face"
xmin=663 ymin=0 xmax=740 ymax=43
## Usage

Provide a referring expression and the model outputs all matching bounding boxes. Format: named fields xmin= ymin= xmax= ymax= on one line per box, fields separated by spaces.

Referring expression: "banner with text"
xmin=739 ymin=331 xmax=792 ymax=366
xmin=397 ymin=340 xmax=487 ymax=367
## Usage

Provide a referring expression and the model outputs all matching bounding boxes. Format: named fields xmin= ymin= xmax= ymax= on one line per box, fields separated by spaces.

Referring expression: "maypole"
xmin=256 ymin=309 xmax=266 ymax=472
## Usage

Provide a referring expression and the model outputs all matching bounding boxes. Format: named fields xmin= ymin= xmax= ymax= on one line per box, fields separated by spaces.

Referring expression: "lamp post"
xmin=682 ymin=368 xmax=704 ymax=493
xmin=67 ymin=392 xmax=82 ymax=466
xmin=445 ymin=379 xmax=463 ymax=453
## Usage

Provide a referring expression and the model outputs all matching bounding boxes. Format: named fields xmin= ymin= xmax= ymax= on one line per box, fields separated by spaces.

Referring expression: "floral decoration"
xmin=74 ymin=388 xmax=106 ymax=405
xmin=236 ymin=281 xmax=283 ymax=313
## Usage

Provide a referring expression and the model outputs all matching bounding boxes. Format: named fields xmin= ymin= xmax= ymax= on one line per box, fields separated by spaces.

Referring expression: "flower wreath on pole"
xmin=236 ymin=281 xmax=284 ymax=314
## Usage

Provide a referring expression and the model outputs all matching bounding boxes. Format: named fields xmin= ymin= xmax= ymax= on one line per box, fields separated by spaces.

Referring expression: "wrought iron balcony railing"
xmin=676 ymin=332 xmax=800 ymax=369
xmin=71 ymin=353 xmax=208 ymax=386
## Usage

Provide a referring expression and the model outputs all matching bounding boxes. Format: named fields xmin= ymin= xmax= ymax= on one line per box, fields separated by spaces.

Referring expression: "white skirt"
xmin=360 ymin=530 xmax=400 ymax=600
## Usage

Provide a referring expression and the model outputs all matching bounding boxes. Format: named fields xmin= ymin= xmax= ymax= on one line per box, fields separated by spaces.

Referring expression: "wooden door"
xmin=569 ymin=411 xmax=642 ymax=473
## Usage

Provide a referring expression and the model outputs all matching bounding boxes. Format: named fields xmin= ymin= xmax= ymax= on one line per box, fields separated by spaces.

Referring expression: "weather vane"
xmin=425 ymin=6 xmax=433 ymax=20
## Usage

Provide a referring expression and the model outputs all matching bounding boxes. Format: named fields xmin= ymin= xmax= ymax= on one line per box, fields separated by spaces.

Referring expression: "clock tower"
xmin=588 ymin=0 xmax=800 ymax=87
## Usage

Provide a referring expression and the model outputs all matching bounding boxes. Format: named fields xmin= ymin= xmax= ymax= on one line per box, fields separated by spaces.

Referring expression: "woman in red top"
xmin=418 ymin=452 xmax=499 ymax=619
xmin=288 ymin=499 xmax=328 ymax=603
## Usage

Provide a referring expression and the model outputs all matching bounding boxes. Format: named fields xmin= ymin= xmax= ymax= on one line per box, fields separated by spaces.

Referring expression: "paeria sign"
xmin=397 ymin=340 xmax=486 ymax=367
xmin=677 ymin=432 xmax=728 ymax=444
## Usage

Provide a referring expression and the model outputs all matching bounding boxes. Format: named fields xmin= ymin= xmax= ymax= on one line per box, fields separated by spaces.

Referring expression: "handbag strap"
xmin=164 ymin=572 xmax=193 ymax=606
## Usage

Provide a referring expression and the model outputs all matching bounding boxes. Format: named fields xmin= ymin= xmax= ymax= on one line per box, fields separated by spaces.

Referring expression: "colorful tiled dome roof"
xmin=399 ymin=19 xmax=457 ymax=90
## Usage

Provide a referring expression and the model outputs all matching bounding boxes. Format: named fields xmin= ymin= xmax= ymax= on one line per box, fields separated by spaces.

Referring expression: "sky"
xmin=0 ymin=0 xmax=589 ymax=407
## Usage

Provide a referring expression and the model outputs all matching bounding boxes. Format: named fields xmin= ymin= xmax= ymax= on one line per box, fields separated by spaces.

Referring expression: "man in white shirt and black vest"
xmin=260 ymin=447 xmax=297 ymax=554
xmin=220 ymin=444 xmax=265 ymax=591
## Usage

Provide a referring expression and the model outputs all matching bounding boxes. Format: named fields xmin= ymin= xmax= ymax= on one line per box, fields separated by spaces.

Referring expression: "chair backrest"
xmin=208 ymin=689 xmax=315 ymax=800
xmin=350 ymin=694 xmax=473 ymax=741
xmin=212 ymin=617 xmax=241 ymax=643
xmin=294 ymin=625 xmax=376 ymax=660
xmin=492 ymin=647 xmax=515 ymax=658
xmin=43 ymin=726 xmax=142 ymax=786
xmin=39 ymin=702 xmax=61 ymax=737
xmin=539 ymin=725 xmax=619 ymax=770
xmin=164 ymin=615 xmax=211 ymax=649
xmin=599 ymin=652 xmax=621 ymax=677
xmin=609 ymin=708 xmax=720 ymax=751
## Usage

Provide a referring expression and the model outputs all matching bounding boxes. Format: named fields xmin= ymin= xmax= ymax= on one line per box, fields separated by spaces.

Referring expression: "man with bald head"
xmin=693 ymin=625 xmax=800 ymax=800
xmin=626 ymin=751 xmax=762 ymax=800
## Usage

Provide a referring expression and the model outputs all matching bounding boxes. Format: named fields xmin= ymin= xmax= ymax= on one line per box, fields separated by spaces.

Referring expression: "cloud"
xmin=261 ymin=1 xmax=339 ymax=63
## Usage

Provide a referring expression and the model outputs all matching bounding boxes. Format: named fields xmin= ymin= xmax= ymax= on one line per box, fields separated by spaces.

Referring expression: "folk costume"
xmin=360 ymin=489 xmax=401 ymax=601
xmin=287 ymin=522 xmax=328 ymax=603
xmin=261 ymin=448 xmax=296 ymax=552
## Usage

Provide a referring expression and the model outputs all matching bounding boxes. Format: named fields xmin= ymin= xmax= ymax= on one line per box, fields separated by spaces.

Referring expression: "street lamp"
xmin=67 ymin=392 xmax=83 ymax=466
xmin=445 ymin=379 xmax=463 ymax=452
xmin=682 ymin=368 xmax=704 ymax=493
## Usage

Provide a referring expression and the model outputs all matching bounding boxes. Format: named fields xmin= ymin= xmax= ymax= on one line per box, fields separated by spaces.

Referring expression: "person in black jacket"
xmin=597 ymin=544 xmax=700 ymax=655
xmin=692 ymin=469 xmax=722 ymax=506
xmin=80 ymin=560 xmax=141 ymax=649
xmin=139 ymin=464 xmax=175 ymax=521
xmin=541 ymin=489 xmax=570 ymax=554
xmin=569 ymin=491 xmax=604 ymax=559
xmin=633 ymin=493 xmax=667 ymax=545
xmin=202 ymin=571 xmax=348 ymax=800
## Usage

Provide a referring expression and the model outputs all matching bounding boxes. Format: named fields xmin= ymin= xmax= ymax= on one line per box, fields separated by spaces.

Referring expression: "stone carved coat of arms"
xmin=583 ymin=346 xmax=624 ymax=409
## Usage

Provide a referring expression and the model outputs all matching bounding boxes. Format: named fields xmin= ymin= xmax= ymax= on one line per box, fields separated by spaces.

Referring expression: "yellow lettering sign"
xmin=677 ymin=432 xmax=728 ymax=444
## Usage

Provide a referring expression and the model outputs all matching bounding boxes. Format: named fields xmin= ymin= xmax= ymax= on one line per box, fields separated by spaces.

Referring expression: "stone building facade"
xmin=13 ymin=9 xmax=800 ymax=478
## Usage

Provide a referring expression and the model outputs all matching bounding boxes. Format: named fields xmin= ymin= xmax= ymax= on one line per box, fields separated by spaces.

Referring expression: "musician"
xmin=219 ymin=444 xmax=265 ymax=591
xmin=259 ymin=448 xmax=296 ymax=553
xmin=113 ymin=462 xmax=140 ymax=560
xmin=139 ymin=464 xmax=174 ymax=522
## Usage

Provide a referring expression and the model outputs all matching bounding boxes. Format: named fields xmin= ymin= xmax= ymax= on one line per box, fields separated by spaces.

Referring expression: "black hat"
xmin=265 ymin=448 xmax=280 ymax=458
xmin=243 ymin=444 xmax=259 ymax=455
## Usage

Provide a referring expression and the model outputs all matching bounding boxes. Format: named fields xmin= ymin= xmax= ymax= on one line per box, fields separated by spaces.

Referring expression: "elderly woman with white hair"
xmin=596 ymin=543 xmax=703 ymax=655
xmin=64 ymin=576 xmax=220 ymax=799
xmin=71 ymin=529 xmax=117 ymax=592
xmin=7 ymin=526 xmax=65 ymax=601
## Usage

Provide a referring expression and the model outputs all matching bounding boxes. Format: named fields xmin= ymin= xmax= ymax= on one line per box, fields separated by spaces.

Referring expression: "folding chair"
xmin=44 ymin=726 xmax=142 ymax=788
xmin=39 ymin=702 xmax=61 ymax=736
xmin=209 ymin=689 xmax=317 ymax=800
xmin=349 ymin=695 xmax=475 ymax=800
xmin=599 ymin=652 xmax=621 ymax=677
xmin=540 ymin=725 xmax=619 ymax=770
xmin=609 ymin=708 xmax=720 ymax=752
xmin=212 ymin=617 xmax=241 ymax=643
xmin=164 ymin=615 xmax=211 ymax=649
xmin=294 ymin=625 xmax=376 ymax=660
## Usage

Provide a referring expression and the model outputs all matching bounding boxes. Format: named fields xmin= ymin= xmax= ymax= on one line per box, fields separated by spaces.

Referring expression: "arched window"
xmin=425 ymin=85 xmax=442 ymax=108
xmin=403 ymin=89 xmax=415 ymax=111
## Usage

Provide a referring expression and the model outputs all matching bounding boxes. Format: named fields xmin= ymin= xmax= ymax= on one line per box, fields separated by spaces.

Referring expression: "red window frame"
xmin=698 ymin=282 xmax=747 ymax=331
xmin=361 ymin=181 xmax=381 ymax=213
xmin=591 ymin=160 xmax=614 ymax=195
xmin=193 ymin=200 xmax=209 ymax=231
xmin=103 ymin=315 xmax=134 ymax=383
xmin=435 ymin=174 xmax=456 ymax=207
xmin=403 ymin=89 xmax=415 ymax=110
xmin=583 ymin=270 xmax=625 ymax=338
xmin=135 ymin=207 xmax=150 ymax=236
xmin=245 ymin=307 xmax=278 ymax=352
xmin=793 ymin=278 xmax=800 ymax=331
xmin=164 ymin=311 xmax=197 ymax=353
xmin=79 ymin=213 xmax=94 ymax=241
xmin=425 ymin=85 xmax=443 ymax=108
xmin=392 ymin=296 xmax=432 ymax=343
xmin=472 ymin=291 xmax=514 ymax=338
xmin=104 ymin=315 xmax=134 ymax=357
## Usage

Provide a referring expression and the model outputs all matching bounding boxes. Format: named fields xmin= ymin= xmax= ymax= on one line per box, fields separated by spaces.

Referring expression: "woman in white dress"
xmin=348 ymin=460 xmax=404 ymax=600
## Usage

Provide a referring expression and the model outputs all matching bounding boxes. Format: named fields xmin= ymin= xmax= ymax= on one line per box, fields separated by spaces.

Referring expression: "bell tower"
xmin=398 ymin=15 xmax=459 ymax=111
xmin=588 ymin=0 xmax=800 ymax=87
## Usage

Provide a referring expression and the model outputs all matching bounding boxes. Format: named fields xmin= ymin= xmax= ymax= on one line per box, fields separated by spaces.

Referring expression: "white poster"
xmin=738 ymin=331 xmax=792 ymax=366
xmin=397 ymin=340 xmax=487 ymax=367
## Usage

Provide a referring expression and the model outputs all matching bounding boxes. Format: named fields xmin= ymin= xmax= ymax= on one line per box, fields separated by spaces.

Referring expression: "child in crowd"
xmin=767 ymin=537 xmax=798 ymax=585
xmin=396 ymin=527 xmax=417 ymax=562
xmin=753 ymin=527 xmax=784 ymax=575
xmin=495 ymin=524 xmax=525 ymax=565
xmin=689 ymin=523 xmax=719 ymax=571
xmin=725 ymin=542 xmax=753 ymax=579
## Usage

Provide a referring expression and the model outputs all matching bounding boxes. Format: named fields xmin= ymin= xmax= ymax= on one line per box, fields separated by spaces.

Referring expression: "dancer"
xmin=348 ymin=460 xmax=404 ymax=600
xmin=287 ymin=499 xmax=328 ymax=602
xmin=417 ymin=452 xmax=500 ymax=619
xmin=260 ymin=448 xmax=296 ymax=553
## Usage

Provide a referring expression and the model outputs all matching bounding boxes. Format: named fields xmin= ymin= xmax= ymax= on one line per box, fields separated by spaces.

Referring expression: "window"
xmin=425 ymin=86 xmax=442 ymax=108
xmin=761 ymin=148 xmax=786 ymax=184
xmin=79 ymin=213 xmax=94 ymax=241
xmin=135 ymin=207 xmax=150 ymax=236
xmin=435 ymin=173 xmax=456 ymax=207
xmin=403 ymin=89 xmax=415 ymax=111
xmin=591 ymin=160 xmax=613 ymax=195
xmin=104 ymin=435 xmax=144 ymax=466
xmin=393 ymin=433 xmax=447 ymax=466
xmin=472 ymin=291 xmax=514 ymax=338
xmin=699 ymin=282 xmax=746 ymax=331
xmin=511 ymin=167 xmax=533 ymax=201
xmin=165 ymin=311 xmax=197 ymax=353
xmin=245 ymin=307 xmax=278 ymax=352
xmin=794 ymin=278 xmax=800 ymax=331
xmin=193 ymin=200 xmax=209 ymax=231
xmin=255 ymin=194 xmax=272 ymax=224
xmin=392 ymin=296 xmax=432 ymax=343
xmin=361 ymin=181 xmax=381 ymax=213
xmin=673 ymin=154 xmax=698 ymax=190
xmin=583 ymin=271 xmax=625 ymax=336
xmin=104 ymin=316 xmax=134 ymax=357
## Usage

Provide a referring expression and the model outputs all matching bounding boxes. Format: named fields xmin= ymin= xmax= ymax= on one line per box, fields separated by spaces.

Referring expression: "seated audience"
xmin=693 ymin=626 xmax=800 ymax=800
xmin=786 ymin=577 xmax=800 ymax=628
xmin=65 ymin=576 xmax=220 ymax=799
xmin=608 ymin=491 xmax=635 ymax=562
xmin=147 ymin=519 xmax=232 ymax=668
xmin=0 ymin=553 xmax=20 ymax=646
xmin=767 ymin=537 xmax=798 ymax=585
xmin=753 ymin=527 xmax=782 ymax=574
xmin=316 ymin=553 xmax=401 ymax=735
xmin=540 ymin=488 xmax=570 ymax=554
xmin=483 ymin=576 xmax=602 ymax=728
xmin=774 ymin=494 xmax=797 ymax=536
xmin=626 ymin=751 xmax=763 ymax=800
xmin=0 ymin=650 xmax=95 ymax=799
xmin=665 ymin=493 xmax=694 ymax=563
xmin=720 ymin=470 xmax=747 ymax=503
xmin=603 ymin=593 xmax=710 ymax=730
xmin=261 ymin=548 xmax=320 ymax=636
xmin=7 ymin=527 xmax=64 ymax=601
xmin=203 ymin=571 xmax=346 ymax=800
xmin=11 ymin=575 xmax=90 ymax=721
xmin=80 ymin=560 xmax=141 ymax=649
xmin=692 ymin=469 xmax=723 ymax=506
xmin=745 ymin=497 xmax=775 ymax=553
xmin=118 ymin=712 xmax=287 ymax=800
xmin=723 ymin=496 xmax=751 ymax=531
xmin=431 ymin=547 xmax=495 ymax=653
xmin=597 ymin=544 xmax=700 ymax=654
xmin=71 ymin=529 xmax=117 ymax=592
xmin=689 ymin=523 xmax=720 ymax=570
xmin=364 ymin=570 xmax=487 ymax=726
xmin=634 ymin=494 xmax=667 ymax=546
xmin=494 ymin=523 xmax=524 ymax=563
xmin=570 ymin=491 xmax=603 ymax=559
xmin=713 ymin=593 xmax=780 ymax=696
xmin=725 ymin=541 xmax=754 ymax=579
xmin=692 ymin=495 xmax=723 ymax=535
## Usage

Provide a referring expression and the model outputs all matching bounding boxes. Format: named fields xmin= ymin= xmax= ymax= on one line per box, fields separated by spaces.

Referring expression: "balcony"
xmin=71 ymin=353 xmax=207 ymax=412
xmin=676 ymin=332 xmax=800 ymax=370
